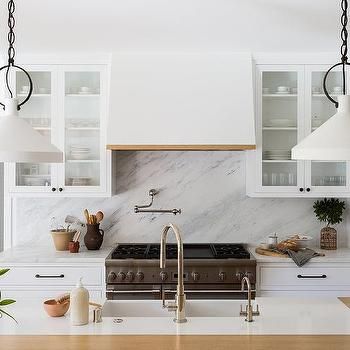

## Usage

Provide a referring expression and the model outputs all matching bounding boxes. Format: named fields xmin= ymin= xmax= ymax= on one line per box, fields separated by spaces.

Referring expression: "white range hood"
xmin=107 ymin=53 xmax=255 ymax=150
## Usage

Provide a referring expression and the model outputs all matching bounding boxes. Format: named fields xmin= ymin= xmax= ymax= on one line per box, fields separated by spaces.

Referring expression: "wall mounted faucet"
xmin=134 ymin=189 xmax=182 ymax=215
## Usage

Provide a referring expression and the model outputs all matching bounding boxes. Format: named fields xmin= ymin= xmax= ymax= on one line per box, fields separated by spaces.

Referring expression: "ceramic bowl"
xmin=43 ymin=299 xmax=69 ymax=317
xmin=50 ymin=229 xmax=76 ymax=251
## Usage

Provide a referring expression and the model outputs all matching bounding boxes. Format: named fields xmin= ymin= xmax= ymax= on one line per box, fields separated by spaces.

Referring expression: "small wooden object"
xmin=69 ymin=241 xmax=80 ymax=253
xmin=255 ymin=247 xmax=289 ymax=258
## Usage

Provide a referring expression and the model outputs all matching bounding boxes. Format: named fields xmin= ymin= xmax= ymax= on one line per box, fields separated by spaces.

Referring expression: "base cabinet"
xmin=0 ymin=264 xmax=105 ymax=300
xmin=257 ymin=262 xmax=350 ymax=297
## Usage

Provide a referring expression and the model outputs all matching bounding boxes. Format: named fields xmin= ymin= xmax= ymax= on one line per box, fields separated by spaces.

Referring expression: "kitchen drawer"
xmin=259 ymin=265 xmax=350 ymax=290
xmin=0 ymin=289 xmax=103 ymax=300
xmin=0 ymin=266 xmax=103 ymax=287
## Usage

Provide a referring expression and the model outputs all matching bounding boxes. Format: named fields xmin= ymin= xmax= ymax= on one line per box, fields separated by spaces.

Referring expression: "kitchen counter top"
xmin=249 ymin=246 xmax=350 ymax=263
xmin=1 ymin=297 xmax=350 ymax=335
xmin=1 ymin=335 xmax=350 ymax=350
xmin=0 ymin=245 xmax=114 ymax=264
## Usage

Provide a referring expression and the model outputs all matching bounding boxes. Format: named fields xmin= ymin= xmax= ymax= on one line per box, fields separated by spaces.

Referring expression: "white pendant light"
xmin=292 ymin=0 xmax=350 ymax=161
xmin=0 ymin=0 xmax=63 ymax=163
xmin=0 ymin=99 xmax=62 ymax=162
xmin=292 ymin=95 xmax=350 ymax=160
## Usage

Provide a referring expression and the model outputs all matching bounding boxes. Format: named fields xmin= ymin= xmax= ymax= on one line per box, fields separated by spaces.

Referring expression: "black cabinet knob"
xmin=306 ymin=188 xmax=311 ymax=192
xmin=58 ymin=187 xmax=63 ymax=192
xmin=51 ymin=187 xmax=56 ymax=192
xmin=299 ymin=188 xmax=304 ymax=192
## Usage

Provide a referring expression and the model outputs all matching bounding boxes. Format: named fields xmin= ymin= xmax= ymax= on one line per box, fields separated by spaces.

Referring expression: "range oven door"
xmin=163 ymin=284 xmax=256 ymax=300
xmin=106 ymin=284 xmax=162 ymax=300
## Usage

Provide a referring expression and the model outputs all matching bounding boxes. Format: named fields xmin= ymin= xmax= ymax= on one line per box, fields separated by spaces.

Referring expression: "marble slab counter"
xmin=0 ymin=245 xmax=114 ymax=264
xmin=0 ymin=297 xmax=350 ymax=335
xmin=249 ymin=246 xmax=350 ymax=264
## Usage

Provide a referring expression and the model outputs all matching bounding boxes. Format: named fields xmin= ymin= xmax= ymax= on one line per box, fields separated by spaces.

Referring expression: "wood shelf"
xmin=106 ymin=144 xmax=257 ymax=151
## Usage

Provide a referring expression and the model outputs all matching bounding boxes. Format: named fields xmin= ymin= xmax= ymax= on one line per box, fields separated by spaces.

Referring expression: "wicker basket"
xmin=320 ymin=227 xmax=337 ymax=250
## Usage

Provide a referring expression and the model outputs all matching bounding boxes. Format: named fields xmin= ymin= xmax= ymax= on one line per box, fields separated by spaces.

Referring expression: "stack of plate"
xmin=70 ymin=145 xmax=90 ymax=160
xmin=68 ymin=177 xmax=91 ymax=186
xmin=263 ymin=150 xmax=291 ymax=160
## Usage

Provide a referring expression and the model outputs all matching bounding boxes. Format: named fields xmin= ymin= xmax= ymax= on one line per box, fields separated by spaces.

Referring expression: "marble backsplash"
xmin=13 ymin=151 xmax=349 ymax=248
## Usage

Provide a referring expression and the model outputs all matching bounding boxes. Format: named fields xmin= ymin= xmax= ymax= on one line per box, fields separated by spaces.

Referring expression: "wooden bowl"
xmin=43 ymin=299 xmax=70 ymax=317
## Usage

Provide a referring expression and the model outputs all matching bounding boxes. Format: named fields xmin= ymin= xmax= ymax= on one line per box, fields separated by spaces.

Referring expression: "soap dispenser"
xmin=70 ymin=277 xmax=89 ymax=325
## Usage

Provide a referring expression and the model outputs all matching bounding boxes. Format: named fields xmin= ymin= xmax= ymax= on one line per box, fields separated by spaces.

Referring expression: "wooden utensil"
xmin=84 ymin=209 xmax=90 ymax=224
xmin=255 ymin=247 xmax=289 ymax=258
xmin=96 ymin=211 xmax=104 ymax=223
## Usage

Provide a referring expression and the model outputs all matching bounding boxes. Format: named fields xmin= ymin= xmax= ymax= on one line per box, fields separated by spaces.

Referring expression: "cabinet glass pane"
xmin=311 ymin=71 xmax=346 ymax=187
xmin=261 ymin=72 xmax=298 ymax=186
xmin=15 ymin=71 xmax=52 ymax=187
xmin=64 ymin=72 xmax=100 ymax=187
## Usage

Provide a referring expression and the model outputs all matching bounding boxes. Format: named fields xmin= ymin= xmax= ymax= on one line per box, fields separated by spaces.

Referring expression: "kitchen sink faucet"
xmin=240 ymin=276 xmax=260 ymax=322
xmin=160 ymin=223 xmax=187 ymax=323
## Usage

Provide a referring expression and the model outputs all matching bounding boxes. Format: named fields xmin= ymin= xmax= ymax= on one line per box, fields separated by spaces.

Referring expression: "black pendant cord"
xmin=0 ymin=0 xmax=33 ymax=110
xmin=323 ymin=0 xmax=350 ymax=108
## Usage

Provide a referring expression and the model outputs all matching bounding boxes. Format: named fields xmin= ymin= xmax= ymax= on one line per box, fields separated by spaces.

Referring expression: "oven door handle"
xmin=106 ymin=289 xmax=161 ymax=294
xmin=163 ymin=289 xmax=257 ymax=294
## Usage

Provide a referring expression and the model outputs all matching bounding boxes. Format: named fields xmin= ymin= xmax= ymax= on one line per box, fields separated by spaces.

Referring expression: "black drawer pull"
xmin=35 ymin=274 xmax=64 ymax=279
xmin=297 ymin=274 xmax=327 ymax=279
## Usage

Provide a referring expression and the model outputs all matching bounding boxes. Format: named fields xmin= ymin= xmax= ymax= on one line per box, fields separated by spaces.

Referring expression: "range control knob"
xmin=117 ymin=272 xmax=126 ymax=281
xmin=108 ymin=271 xmax=116 ymax=281
xmin=235 ymin=272 xmax=244 ymax=281
xmin=192 ymin=272 xmax=200 ymax=281
xmin=126 ymin=271 xmax=135 ymax=282
xmin=136 ymin=272 xmax=144 ymax=281
xmin=218 ymin=272 xmax=226 ymax=281
xmin=160 ymin=271 xmax=168 ymax=281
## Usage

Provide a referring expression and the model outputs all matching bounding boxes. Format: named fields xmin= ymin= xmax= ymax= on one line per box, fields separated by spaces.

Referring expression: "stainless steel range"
xmin=106 ymin=243 xmax=256 ymax=300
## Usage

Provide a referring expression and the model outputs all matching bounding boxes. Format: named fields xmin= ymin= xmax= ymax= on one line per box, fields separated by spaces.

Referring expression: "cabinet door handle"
xmin=297 ymin=274 xmax=327 ymax=279
xmin=51 ymin=187 xmax=56 ymax=192
xmin=35 ymin=274 xmax=64 ymax=279
xmin=299 ymin=188 xmax=304 ymax=192
xmin=58 ymin=187 xmax=63 ymax=192
xmin=306 ymin=188 xmax=311 ymax=192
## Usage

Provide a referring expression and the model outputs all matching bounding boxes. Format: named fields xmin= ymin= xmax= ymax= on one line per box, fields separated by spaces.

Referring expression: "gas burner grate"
xmin=213 ymin=244 xmax=250 ymax=259
xmin=111 ymin=244 xmax=148 ymax=259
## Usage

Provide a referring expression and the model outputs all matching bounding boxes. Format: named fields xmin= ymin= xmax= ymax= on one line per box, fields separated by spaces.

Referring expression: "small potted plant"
xmin=0 ymin=268 xmax=16 ymax=322
xmin=313 ymin=198 xmax=346 ymax=250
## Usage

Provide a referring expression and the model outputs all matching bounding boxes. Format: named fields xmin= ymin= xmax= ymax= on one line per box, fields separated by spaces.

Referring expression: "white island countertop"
xmin=0 ymin=245 xmax=114 ymax=264
xmin=1 ymin=297 xmax=350 ymax=335
xmin=249 ymin=246 xmax=350 ymax=263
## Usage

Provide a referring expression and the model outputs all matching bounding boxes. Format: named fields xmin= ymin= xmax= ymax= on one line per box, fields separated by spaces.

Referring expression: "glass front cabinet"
xmin=247 ymin=64 xmax=350 ymax=197
xmin=4 ymin=64 xmax=111 ymax=196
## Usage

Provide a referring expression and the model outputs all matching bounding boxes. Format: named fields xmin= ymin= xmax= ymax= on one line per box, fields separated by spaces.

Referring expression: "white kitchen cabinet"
xmin=257 ymin=262 xmax=350 ymax=297
xmin=247 ymin=63 xmax=350 ymax=197
xmin=4 ymin=63 xmax=111 ymax=197
xmin=0 ymin=264 xmax=105 ymax=299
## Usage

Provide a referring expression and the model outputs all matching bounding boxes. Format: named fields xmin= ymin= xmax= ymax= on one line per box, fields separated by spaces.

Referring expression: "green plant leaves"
xmin=0 ymin=269 xmax=10 ymax=277
xmin=313 ymin=198 xmax=346 ymax=226
xmin=0 ymin=299 xmax=16 ymax=306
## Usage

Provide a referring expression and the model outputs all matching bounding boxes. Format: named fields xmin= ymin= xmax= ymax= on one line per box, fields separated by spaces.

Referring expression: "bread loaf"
xmin=277 ymin=239 xmax=299 ymax=252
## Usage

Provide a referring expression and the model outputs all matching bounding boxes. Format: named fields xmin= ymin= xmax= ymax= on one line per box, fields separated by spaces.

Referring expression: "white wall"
xmin=12 ymin=151 xmax=349 ymax=248
xmin=0 ymin=1 xmax=340 ymax=54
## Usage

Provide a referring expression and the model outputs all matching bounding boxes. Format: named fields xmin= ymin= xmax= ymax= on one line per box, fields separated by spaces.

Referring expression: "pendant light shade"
xmin=0 ymin=99 xmax=62 ymax=162
xmin=292 ymin=95 xmax=350 ymax=160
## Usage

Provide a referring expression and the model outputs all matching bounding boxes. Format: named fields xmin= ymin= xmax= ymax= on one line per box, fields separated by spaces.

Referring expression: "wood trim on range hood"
xmin=106 ymin=144 xmax=256 ymax=151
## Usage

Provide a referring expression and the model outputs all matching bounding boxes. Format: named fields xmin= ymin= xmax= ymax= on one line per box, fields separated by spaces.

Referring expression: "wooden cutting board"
xmin=338 ymin=297 xmax=350 ymax=309
xmin=255 ymin=247 xmax=289 ymax=258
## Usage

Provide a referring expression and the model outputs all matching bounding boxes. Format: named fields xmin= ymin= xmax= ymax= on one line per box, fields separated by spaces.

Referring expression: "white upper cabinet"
xmin=107 ymin=53 xmax=255 ymax=149
xmin=247 ymin=63 xmax=350 ymax=197
xmin=4 ymin=62 xmax=111 ymax=197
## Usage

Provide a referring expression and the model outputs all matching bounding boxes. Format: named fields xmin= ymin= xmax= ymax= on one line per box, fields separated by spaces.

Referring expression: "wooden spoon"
xmin=96 ymin=211 xmax=104 ymax=223
xmin=84 ymin=209 xmax=90 ymax=224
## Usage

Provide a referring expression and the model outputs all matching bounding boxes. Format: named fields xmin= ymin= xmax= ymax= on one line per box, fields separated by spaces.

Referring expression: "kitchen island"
xmin=0 ymin=297 xmax=349 ymax=349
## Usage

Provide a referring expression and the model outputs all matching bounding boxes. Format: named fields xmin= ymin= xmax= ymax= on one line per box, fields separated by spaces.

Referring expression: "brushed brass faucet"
xmin=160 ymin=223 xmax=187 ymax=323
xmin=240 ymin=276 xmax=259 ymax=322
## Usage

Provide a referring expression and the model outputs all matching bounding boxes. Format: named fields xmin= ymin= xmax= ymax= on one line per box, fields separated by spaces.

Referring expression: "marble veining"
xmin=13 ymin=151 xmax=349 ymax=248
